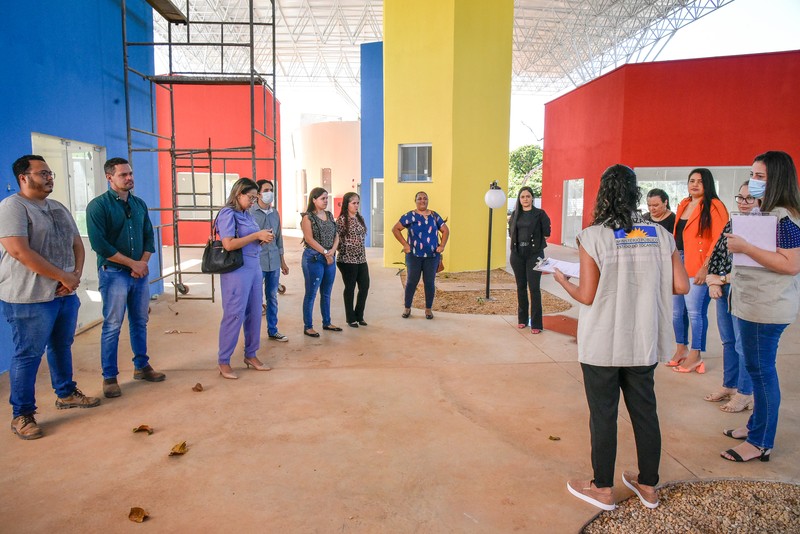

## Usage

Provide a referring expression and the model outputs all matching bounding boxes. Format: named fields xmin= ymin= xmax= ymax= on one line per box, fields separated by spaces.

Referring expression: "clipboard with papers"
xmin=730 ymin=211 xmax=777 ymax=268
xmin=533 ymin=257 xmax=581 ymax=278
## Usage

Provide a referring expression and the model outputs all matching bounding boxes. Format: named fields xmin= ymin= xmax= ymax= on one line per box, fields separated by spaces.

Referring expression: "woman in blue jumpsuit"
xmin=216 ymin=178 xmax=275 ymax=379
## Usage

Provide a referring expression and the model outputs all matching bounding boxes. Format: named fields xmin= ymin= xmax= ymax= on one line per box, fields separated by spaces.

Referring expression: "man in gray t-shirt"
xmin=0 ymin=155 xmax=101 ymax=441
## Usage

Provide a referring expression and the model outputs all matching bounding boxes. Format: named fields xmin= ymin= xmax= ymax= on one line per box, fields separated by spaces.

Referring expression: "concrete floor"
xmin=1 ymin=238 xmax=799 ymax=533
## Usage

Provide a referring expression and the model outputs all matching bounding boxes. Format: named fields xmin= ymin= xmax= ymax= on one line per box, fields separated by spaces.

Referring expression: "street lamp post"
xmin=484 ymin=180 xmax=507 ymax=300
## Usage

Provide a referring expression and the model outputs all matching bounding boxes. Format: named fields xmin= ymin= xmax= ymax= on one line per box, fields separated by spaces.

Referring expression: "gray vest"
xmin=730 ymin=207 xmax=800 ymax=325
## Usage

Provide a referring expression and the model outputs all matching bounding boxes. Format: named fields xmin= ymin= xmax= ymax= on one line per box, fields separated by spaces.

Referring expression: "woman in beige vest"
xmin=721 ymin=151 xmax=800 ymax=463
xmin=554 ymin=164 xmax=689 ymax=511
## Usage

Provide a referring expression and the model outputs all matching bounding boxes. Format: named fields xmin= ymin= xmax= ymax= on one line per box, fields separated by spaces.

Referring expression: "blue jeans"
xmin=672 ymin=269 xmax=711 ymax=351
xmin=715 ymin=284 xmax=752 ymax=394
xmin=738 ymin=319 xmax=788 ymax=450
xmin=99 ymin=266 xmax=151 ymax=378
xmin=262 ymin=269 xmax=281 ymax=336
xmin=302 ymin=248 xmax=336 ymax=329
xmin=2 ymin=295 xmax=80 ymax=417
xmin=404 ymin=254 xmax=439 ymax=309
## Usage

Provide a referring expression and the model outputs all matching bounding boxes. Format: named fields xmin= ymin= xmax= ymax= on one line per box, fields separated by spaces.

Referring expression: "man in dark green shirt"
xmin=87 ymin=157 xmax=165 ymax=398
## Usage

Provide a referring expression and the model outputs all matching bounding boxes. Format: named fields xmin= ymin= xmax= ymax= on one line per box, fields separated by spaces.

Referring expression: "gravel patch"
xmin=583 ymin=479 xmax=800 ymax=533
xmin=398 ymin=268 xmax=572 ymax=315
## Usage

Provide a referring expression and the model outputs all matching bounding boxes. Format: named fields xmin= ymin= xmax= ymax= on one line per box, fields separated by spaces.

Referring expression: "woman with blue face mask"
xmin=720 ymin=151 xmax=800 ymax=463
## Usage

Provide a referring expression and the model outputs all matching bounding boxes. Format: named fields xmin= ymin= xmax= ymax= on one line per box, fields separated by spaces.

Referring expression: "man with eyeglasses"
xmin=1 ymin=155 xmax=101 ymax=440
xmin=87 ymin=157 xmax=164 ymax=399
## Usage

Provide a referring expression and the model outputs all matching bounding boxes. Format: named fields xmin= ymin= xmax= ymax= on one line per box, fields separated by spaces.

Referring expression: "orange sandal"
xmin=673 ymin=360 xmax=706 ymax=374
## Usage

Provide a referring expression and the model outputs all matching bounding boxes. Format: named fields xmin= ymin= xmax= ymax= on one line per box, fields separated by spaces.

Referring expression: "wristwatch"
xmin=720 ymin=274 xmax=727 ymax=284
xmin=323 ymin=249 xmax=329 ymax=255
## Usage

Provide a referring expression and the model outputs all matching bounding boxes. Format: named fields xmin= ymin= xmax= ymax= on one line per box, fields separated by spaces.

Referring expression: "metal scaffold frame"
xmin=121 ymin=0 xmax=277 ymax=302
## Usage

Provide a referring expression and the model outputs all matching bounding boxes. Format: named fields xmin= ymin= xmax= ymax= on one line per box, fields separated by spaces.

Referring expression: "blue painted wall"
xmin=0 ymin=0 xmax=161 ymax=373
xmin=360 ymin=42 xmax=384 ymax=246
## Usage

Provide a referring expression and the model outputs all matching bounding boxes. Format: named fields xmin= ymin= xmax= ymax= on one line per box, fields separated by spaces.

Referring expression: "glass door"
xmin=562 ymin=178 xmax=584 ymax=248
xmin=371 ymin=179 xmax=384 ymax=247
xmin=31 ymin=133 xmax=106 ymax=331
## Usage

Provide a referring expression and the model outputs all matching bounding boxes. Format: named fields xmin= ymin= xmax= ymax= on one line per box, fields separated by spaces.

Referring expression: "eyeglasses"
xmin=246 ymin=195 xmax=258 ymax=202
xmin=735 ymin=195 xmax=756 ymax=204
xmin=25 ymin=170 xmax=55 ymax=180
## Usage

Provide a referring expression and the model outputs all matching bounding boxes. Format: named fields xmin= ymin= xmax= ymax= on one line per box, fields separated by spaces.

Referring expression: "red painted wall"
xmin=156 ymin=83 xmax=281 ymax=245
xmin=543 ymin=49 xmax=800 ymax=244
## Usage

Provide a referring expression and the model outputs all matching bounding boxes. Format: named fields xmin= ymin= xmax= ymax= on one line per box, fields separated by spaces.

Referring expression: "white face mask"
xmin=261 ymin=191 xmax=274 ymax=205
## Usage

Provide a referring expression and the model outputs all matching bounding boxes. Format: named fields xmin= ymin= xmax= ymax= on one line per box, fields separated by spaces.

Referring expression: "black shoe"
xmin=358 ymin=320 xmax=368 ymax=326
xmin=304 ymin=329 xmax=320 ymax=338
xmin=348 ymin=322 xmax=359 ymax=328
xmin=402 ymin=309 xmax=411 ymax=319
xmin=323 ymin=325 xmax=343 ymax=332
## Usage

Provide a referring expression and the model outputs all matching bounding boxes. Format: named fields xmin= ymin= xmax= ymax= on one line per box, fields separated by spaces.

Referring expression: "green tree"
xmin=508 ymin=144 xmax=543 ymax=198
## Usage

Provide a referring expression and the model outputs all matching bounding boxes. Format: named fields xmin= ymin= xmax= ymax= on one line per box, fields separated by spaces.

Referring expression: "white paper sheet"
xmin=534 ymin=257 xmax=581 ymax=278
xmin=730 ymin=212 xmax=777 ymax=268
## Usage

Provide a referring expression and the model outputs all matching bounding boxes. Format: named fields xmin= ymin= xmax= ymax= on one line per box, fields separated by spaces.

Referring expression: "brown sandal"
xmin=704 ymin=387 xmax=735 ymax=403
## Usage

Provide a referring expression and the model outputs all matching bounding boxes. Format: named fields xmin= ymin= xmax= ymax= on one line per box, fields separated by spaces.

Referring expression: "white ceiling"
xmin=151 ymin=0 xmax=734 ymax=97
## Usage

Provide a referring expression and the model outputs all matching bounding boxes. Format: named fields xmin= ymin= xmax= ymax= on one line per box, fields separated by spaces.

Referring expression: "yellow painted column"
xmin=383 ymin=0 xmax=514 ymax=272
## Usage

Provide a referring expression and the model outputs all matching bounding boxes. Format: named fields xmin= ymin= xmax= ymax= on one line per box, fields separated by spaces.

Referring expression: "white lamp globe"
xmin=484 ymin=188 xmax=506 ymax=209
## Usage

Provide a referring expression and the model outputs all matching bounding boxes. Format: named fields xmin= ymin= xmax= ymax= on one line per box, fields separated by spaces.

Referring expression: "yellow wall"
xmin=383 ymin=0 xmax=513 ymax=271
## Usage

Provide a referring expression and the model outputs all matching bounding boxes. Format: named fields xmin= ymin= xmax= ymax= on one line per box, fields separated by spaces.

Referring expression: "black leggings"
xmin=509 ymin=250 xmax=543 ymax=329
xmin=581 ymin=363 xmax=661 ymax=488
xmin=336 ymin=262 xmax=370 ymax=323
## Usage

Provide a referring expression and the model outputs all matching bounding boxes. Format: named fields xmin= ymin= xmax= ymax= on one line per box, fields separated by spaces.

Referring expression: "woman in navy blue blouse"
xmin=391 ymin=191 xmax=449 ymax=319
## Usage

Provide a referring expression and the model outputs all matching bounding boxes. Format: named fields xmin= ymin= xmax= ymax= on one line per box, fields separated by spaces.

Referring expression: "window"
xmin=398 ymin=144 xmax=432 ymax=182
xmin=31 ymin=133 xmax=106 ymax=236
xmin=176 ymin=172 xmax=238 ymax=220
xmin=635 ymin=166 xmax=750 ymax=216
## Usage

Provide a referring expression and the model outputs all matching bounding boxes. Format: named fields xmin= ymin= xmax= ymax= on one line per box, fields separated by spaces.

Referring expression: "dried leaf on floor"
xmin=548 ymin=435 xmax=561 ymax=441
xmin=128 ymin=507 xmax=149 ymax=522
xmin=132 ymin=425 xmax=154 ymax=435
xmin=169 ymin=441 xmax=188 ymax=456
xmin=192 ymin=383 xmax=203 ymax=392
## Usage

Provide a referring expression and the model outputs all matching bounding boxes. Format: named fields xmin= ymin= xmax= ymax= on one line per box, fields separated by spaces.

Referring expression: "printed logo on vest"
xmin=614 ymin=225 xmax=660 ymax=248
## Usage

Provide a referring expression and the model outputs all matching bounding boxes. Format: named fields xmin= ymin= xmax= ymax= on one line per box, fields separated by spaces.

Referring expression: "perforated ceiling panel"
xmin=151 ymin=0 xmax=734 ymax=96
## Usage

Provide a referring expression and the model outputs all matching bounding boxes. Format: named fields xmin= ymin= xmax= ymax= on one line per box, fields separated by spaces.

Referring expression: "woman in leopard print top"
xmin=336 ymin=192 xmax=370 ymax=327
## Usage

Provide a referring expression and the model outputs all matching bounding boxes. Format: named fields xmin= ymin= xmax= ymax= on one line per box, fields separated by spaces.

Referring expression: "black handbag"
xmin=201 ymin=213 xmax=243 ymax=274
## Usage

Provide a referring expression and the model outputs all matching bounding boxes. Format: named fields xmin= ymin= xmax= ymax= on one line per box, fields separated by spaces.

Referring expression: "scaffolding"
xmin=121 ymin=0 xmax=277 ymax=301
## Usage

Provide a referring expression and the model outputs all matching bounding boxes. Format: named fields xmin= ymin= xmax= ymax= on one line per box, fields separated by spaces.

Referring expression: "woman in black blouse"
xmin=336 ymin=192 xmax=370 ymax=328
xmin=300 ymin=187 xmax=341 ymax=337
xmin=643 ymin=189 xmax=676 ymax=232
xmin=704 ymin=182 xmax=757 ymax=412
xmin=508 ymin=186 xmax=551 ymax=334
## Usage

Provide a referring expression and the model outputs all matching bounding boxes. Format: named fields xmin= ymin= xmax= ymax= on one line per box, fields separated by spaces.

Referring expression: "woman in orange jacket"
xmin=669 ymin=168 xmax=729 ymax=373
